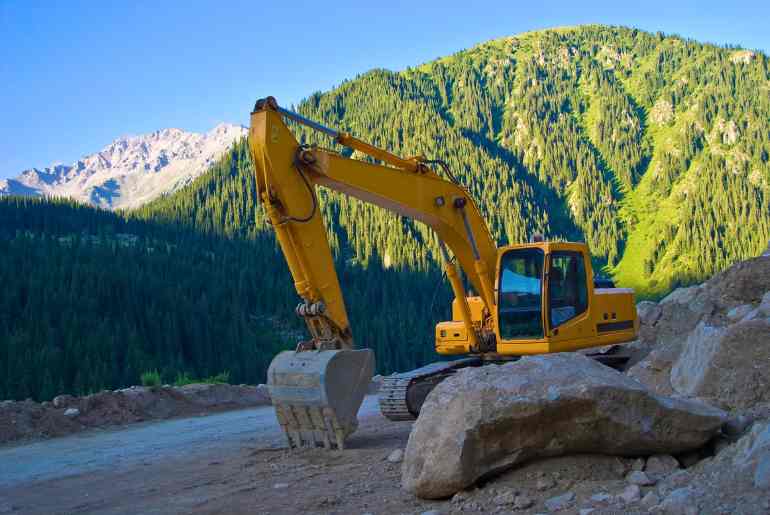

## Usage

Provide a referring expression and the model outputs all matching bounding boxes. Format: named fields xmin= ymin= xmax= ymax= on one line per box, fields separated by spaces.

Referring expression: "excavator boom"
xmin=249 ymin=97 xmax=500 ymax=448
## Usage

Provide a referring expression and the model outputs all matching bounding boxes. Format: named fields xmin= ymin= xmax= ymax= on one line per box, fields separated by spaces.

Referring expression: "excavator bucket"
xmin=267 ymin=348 xmax=375 ymax=449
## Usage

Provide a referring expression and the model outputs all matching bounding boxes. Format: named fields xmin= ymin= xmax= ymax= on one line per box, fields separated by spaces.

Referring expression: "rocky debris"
xmin=536 ymin=476 xmax=557 ymax=491
xmin=658 ymin=487 xmax=699 ymax=514
xmin=514 ymin=494 xmax=534 ymax=509
xmin=650 ymin=98 xmax=674 ymax=124
xmin=273 ymin=482 xmax=290 ymax=489
xmin=589 ymin=492 xmax=613 ymax=505
xmin=402 ymin=353 xmax=726 ymax=499
xmin=727 ymin=303 xmax=754 ymax=321
xmin=626 ymin=470 xmax=655 ymax=486
xmin=0 ymin=383 xmax=271 ymax=445
xmin=640 ymin=490 xmax=660 ymax=508
xmin=669 ymin=318 xmax=770 ymax=410
xmin=732 ymin=421 xmax=770 ymax=489
xmin=52 ymin=395 xmax=75 ymax=409
xmin=492 ymin=488 xmax=517 ymax=506
xmin=628 ymin=254 xmax=770 ymax=404
xmin=620 ymin=419 xmax=770 ymax=514
xmin=386 ymin=449 xmax=404 ymax=463
xmin=544 ymin=491 xmax=575 ymax=512
xmin=645 ymin=454 xmax=680 ymax=476
xmin=618 ymin=483 xmax=641 ymax=504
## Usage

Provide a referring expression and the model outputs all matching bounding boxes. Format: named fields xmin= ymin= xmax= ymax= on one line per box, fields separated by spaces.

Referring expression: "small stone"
xmin=589 ymin=493 xmax=613 ymax=505
xmin=420 ymin=511 xmax=441 ymax=515
xmin=626 ymin=470 xmax=656 ymax=486
xmin=645 ymin=454 xmax=680 ymax=475
xmin=514 ymin=495 xmax=534 ymax=510
xmin=536 ymin=476 xmax=556 ymax=491
xmin=726 ymin=304 xmax=753 ymax=321
xmin=579 ymin=509 xmax=594 ymax=515
xmin=618 ymin=484 xmax=641 ymax=504
xmin=451 ymin=491 xmax=469 ymax=504
xmin=273 ymin=483 xmax=290 ymax=489
xmin=256 ymin=383 xmax=271 ymax=401
xmin=493 ymin=489 xmax=516 ymax=506
xmin=631 ymin=457 xmax=645 ymax=471
xmin=63 ymin=408 xmax=80 ymax=417
xmin=659 ymin=487 xmax=696 ymax=514
xmin=52 ymin=395 xmax=73 ymax=409
xmin=657 ymin=470 xmax=693 ymax=498
xmin=544 ymin=491 xmax=575 ymax=512
xmin=386 ymin=449 xmax=404 ymax=463
xmin=640 ymin=491 xmax=660 ymax=508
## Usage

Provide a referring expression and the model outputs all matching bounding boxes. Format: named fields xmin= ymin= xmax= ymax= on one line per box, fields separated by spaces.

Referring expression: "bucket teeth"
xmin=266 ymin=348 xmax=374 ymax=450
xmin=275 ymin=403 xmax=350 ymax=449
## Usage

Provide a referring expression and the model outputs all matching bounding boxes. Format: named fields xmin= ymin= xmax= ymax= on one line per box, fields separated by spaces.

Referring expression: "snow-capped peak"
xmin=0 ymin=123 xmax=247 ymax=210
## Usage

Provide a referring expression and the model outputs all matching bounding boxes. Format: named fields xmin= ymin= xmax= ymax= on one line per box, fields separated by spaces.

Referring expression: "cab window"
xmin=498 ymin=248 xmax=544 ymax=339
xmin=548 ymin=251 xmax=588 ymax=328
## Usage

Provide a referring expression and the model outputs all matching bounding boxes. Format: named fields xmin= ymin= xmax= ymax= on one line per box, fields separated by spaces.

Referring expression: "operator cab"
xmin=435 ymin=241 xmax=638 ymax=357
xmin=498 ymin=245 xmax=588 ymax=341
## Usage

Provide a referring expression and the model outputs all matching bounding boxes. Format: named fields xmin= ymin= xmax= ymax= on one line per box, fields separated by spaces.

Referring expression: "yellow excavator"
xmin=248 ymin=97 xmax=638 ymax=449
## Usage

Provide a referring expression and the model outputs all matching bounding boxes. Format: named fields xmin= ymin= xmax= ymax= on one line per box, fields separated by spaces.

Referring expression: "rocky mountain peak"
xmin=0 ymin=123 xmax=247 ymax=210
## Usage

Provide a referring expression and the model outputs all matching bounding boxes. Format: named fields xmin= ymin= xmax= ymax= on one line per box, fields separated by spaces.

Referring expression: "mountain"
xmin=1 ymin=24 xmax=769 ymax=402
xmin=0 ymin=123 xmax=247 ymax=210
xmin=144 ymin=24 xmax=770 ymax=297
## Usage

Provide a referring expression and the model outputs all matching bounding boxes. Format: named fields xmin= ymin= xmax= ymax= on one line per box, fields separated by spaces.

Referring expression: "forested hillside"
xmin=286 ymin=25 xmax=770 ymax=296
xmin=148 ymin=25 xmax=770 ymax=297
xmin=0 ymin=195 xmax=443 ymax=401
xmin=2 ymin=25 xmax=769 ymax=401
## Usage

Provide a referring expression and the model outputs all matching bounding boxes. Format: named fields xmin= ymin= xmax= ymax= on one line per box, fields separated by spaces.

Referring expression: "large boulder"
xmin=671 ymin=319 xmax=770 ymax=410
xmin=402 ymin=354 xmax=726 ymax=499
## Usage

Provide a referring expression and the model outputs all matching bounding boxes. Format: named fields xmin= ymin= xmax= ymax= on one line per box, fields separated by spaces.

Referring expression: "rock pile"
xmin=403 ymin=250 xmax=770 ymax=511
xmin=628 ymin=253 xmax=770 ymax=413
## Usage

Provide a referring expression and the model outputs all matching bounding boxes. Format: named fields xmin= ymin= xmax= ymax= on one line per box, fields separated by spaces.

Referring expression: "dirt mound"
xmin=0 ymin=383 xmax=270 ymax=446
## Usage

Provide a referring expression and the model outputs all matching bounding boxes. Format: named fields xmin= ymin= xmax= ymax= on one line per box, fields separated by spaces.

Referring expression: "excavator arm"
xmin=248 ymin=97 xmax=499 ymax=449
xmin=249 ymin=97 xmax=498 ymax=350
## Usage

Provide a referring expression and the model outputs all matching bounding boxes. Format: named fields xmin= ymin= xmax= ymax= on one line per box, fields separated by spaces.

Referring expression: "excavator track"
xmin=378 ymin=346 xmax=632 ymax=421
xmin=378 ymin=358 xmax=482 ymax=421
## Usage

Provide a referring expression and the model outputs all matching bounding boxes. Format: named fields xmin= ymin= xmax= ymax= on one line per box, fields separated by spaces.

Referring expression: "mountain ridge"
xmin=0 ymin=122 xmax=247 ymax=210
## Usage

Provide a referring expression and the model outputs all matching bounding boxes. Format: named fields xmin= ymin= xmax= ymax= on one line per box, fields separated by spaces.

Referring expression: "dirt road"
xmin=0 ymin=395 xmax=639 ymax=515
xmin=0 ymin=396 xmax=441 ymax=515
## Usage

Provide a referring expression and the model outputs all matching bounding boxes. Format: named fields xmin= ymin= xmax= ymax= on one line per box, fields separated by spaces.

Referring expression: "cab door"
xmin=545 ymin=250 xmax=595 ymax=350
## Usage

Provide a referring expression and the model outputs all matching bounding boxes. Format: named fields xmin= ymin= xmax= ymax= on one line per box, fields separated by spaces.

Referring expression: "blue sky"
xmin=1 ymin=0 xmax=768 ymax=179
